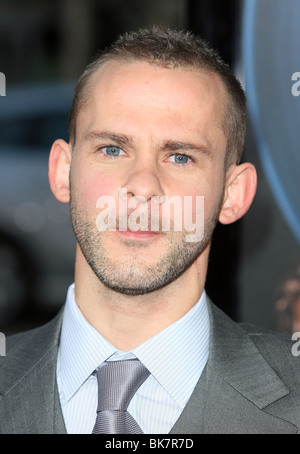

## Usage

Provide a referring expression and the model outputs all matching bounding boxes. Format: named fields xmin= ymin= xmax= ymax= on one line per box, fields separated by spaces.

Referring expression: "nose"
xmin=122 ymin=160 xmax=165 ymax=203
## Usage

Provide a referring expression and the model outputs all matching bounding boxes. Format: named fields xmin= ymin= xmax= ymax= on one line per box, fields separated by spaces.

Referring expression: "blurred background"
xmin=0 ymin=0 xmax=300 ymax=335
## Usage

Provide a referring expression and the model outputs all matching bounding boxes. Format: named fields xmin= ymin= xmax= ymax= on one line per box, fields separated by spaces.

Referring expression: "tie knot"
xmin=95 ymin=359 xmax=150 ymax=412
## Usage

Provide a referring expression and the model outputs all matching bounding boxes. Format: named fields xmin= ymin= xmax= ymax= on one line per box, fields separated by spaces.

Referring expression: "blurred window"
xmin=0 ymin=114 xmax=69 ymax=149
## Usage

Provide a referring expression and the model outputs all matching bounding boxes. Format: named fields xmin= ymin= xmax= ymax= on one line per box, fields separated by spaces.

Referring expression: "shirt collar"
xmin=58 ymin=283 xmax=209 ymax=408
xmin=132 ymin=292 xmax=209 ymax=408
xmin=58 ymin=284 xmax=116 ymax=401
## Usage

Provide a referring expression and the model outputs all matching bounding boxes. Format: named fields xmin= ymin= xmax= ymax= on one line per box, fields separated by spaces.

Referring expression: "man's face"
xmin=69 ymin=61 xmax=228 ymax=295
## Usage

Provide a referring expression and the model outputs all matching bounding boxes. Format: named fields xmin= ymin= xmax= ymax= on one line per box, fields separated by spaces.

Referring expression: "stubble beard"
xmin=69 ymin=191 xmax=224 ymax=296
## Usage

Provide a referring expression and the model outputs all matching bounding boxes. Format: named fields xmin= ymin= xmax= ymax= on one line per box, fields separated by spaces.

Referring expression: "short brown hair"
xmin=69 ymin=26 xmax=246 ymax=167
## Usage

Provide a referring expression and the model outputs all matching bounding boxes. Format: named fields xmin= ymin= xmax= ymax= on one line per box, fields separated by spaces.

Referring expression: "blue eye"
xmin=103 ymin=146 xmax=123 ymax=156
xmin=170 ymin=154 xmax=191 ymax=164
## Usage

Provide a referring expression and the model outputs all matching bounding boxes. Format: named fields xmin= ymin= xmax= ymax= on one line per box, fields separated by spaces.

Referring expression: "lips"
xmin=116 ymin=228 xmax=162 ymax=239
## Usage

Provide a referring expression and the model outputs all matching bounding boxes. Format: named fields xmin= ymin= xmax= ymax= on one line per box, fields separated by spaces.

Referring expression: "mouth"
xmin=116 ymin=228 xmax=163 ymax=239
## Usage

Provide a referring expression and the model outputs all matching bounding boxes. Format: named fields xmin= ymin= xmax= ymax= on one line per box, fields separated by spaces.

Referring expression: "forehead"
xmin=77 ymin=60 xmax=227 ymax=146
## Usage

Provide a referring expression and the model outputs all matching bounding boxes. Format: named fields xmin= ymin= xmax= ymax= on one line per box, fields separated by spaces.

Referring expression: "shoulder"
xmin=6 ymin=308 xmax=64 ymax=355
xmin=240 ymin=322 xmax=300 ymax=386
xmin=209 ymin=298 xmax=297 ymax=356
xmin=208 ymin=299 xmax=300 ymax=377
xmin=240 ymin=322 xmax=296 ymax=354
xmin=0 ymin=308 xmax=64 ymax=395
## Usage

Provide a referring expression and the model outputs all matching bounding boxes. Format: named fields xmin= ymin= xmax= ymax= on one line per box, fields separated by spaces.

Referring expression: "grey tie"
xmin=92 ymin=359 xmax=150 ymax=434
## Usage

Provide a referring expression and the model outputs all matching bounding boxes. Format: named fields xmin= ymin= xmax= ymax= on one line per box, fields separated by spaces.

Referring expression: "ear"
xmin=218 ymin=162 xmax=257 ymax=225
xmin=48 ymin=139 xmax=72 ymax=203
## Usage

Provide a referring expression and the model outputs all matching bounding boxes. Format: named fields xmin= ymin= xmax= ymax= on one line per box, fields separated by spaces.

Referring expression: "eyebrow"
xmin=162 ymin=140 xmax=212 ymax=156
xmin=83 ymin=130 xmax=213 ymax=156
xmin=82 ymin=130 xmax=132 ymax=147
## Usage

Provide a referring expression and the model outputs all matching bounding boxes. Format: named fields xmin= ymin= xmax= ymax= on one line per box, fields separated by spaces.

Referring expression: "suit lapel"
xmin=0 ymin=310 xmax=66 ymax=434
xmin=171 ymin=300 xmax=297 ymax=434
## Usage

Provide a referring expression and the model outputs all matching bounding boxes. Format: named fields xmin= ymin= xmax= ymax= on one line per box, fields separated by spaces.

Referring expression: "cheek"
xmin=173 ymin=181 xmax=223 ymax=226
xmin=164 ymin=185 xmax=203 ymax=228
xmin=72 ymin=168 xmax=117 ymax=211
xmin=203 ymin=183 xmax=225 ymax=222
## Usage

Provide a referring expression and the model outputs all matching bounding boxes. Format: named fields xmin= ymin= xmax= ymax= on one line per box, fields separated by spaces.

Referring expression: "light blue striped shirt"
xmin=57 ymin=284 xmax=210 ymax=434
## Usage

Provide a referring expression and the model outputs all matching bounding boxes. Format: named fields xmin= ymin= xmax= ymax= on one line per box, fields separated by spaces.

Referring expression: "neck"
xmin=73 ymin=246 xmax=209 ymax=351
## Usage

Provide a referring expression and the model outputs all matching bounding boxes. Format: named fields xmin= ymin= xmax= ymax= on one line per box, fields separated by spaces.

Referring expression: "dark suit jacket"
xmin=1 ymin=299 xmax=300 ymax=434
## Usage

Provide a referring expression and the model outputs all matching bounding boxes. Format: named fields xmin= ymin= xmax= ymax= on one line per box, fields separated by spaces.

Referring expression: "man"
xmin=1 ymin=26 xmax=299 ymax=434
